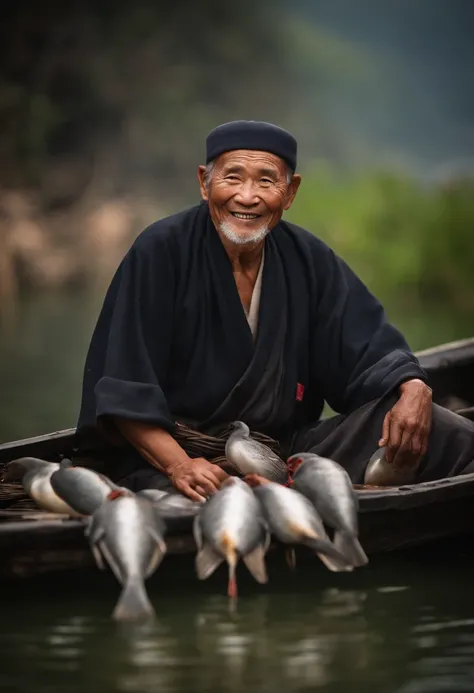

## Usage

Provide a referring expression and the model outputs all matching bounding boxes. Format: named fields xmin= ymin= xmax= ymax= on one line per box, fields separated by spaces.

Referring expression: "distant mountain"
xmin=290 ymin=0 xmax=474 ymax=175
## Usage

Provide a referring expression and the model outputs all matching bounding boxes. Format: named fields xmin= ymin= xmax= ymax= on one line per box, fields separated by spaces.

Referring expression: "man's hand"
xmin=379 ymin=379 xmax=432 ymax=468
xmin=114 ymin=418 xmax=229 ymax=502
xmin=168 ymin=457 xmax=229 ymax=502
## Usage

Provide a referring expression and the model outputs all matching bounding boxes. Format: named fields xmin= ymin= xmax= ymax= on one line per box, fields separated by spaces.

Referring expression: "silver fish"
xmin=50 ymin=462 xmax=119 ymax=515
xmin=86 ymin=491 xmax=167 ymax=621
xmin=248 ymin=476 xmax=352 ymax=572
xmin=225 ymin=421 xmax=287 ymax=482
xmin=137 ymin=489 xmax=201 ymax=518
xmin=154 ymin=494 xmax=201 ymax=518
xmin=136 ymin=489 xmax=170 ymax=503
xmin=3 ymin=457 xmax=80 ymax=515
xmin=364 ymin=446 xmax=418 ymax=486
xmin=193 ymin=476 xmax=270 ymax=600
xmin=288 ymin=453 xmax=368 ymax=568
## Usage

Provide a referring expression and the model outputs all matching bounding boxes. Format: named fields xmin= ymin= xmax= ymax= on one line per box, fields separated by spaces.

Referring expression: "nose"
xmin=233 ymin=180 xmax=260 ymax=206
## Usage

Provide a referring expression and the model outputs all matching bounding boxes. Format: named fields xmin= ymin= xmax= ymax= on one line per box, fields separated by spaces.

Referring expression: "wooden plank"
xmin=0 ymin=495 xmax=472 ymax=580
xmin=356 ymin=472 xmax=474 ymax=512
xmin=416 ymin=337 xmax=474 ymax=370
xmin=0 ymin=428 xmax=77 ymax=464
xmin=0 ymin=334 xmax=472 ymax=580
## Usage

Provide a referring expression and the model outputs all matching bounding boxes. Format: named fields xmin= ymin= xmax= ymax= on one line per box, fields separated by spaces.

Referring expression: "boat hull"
xmin=0 ymin=336 xmax=473 ymax=580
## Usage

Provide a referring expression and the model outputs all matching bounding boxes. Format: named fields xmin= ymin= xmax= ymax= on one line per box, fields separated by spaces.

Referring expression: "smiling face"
xmin=198 ymin=150 xmax=301 ymax=246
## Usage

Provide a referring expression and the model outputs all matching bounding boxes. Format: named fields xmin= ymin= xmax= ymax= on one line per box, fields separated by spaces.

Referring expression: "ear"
xmin=197 ymin=165 xmax=209 ymax=201
xmin=283 ymin=174 xmax=301 ymax=211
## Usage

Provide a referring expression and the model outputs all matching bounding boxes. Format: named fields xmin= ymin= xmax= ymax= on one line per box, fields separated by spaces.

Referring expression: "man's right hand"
xmin=113 ymin=418 xmax=230 ymax=502
xmin=168 ymin=457 xmax=229 ymax=502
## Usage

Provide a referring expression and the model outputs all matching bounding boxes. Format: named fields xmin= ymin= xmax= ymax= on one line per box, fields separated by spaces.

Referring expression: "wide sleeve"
xmin=77 ymin=234 xmax=176 ymax=438
xmin=311 ymin=245 xmax=427 ymax=414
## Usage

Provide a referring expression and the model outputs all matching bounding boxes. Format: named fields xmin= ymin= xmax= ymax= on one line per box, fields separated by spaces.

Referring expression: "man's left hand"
xmin=379 ymin=379 xmax=432 ymax=468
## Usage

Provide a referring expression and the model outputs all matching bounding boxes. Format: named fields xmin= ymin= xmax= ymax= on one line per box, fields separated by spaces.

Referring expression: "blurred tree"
xmin=0 ymin=0 xmax=299 ymax=206
xmin=287 ymin=167 xmax=474 ymax=325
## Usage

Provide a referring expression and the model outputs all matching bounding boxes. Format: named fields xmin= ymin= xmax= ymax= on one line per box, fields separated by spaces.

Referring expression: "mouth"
xmin=286 ymin=456 xmax=303 ymax=474
xmin=229 ymin=211 xmax=262 ymax=221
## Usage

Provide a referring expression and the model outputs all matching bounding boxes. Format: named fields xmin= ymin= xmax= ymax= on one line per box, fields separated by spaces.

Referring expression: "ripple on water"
xmin=1 ymin=545 xmax=474 ymax=693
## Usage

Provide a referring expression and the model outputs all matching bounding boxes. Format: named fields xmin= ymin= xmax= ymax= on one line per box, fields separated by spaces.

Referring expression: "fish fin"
xmin=285 ymin=547 xmax=296 ymax=571
xmin=242 ymin=544 xmax=268 ymax=584
xmin=262 ymin=525 xmax=272 ymax=553
xmin=151 ymin=509 xmax=168 ymax=537
xmin=86 ymin=520 xmax=104 ymax=545
xmin=251 ymin=444 xmax=288 ymax=483
xmin=90 ymin=543 xmax=106 ymax=571
xmin=112 ymin=577 xmax=155 ymax=621
xmin=315 ymin=552 xmax=352 ymax=573
xmin=145 ymin=544 xmax=167 ymax=578
xmin=193 ymin=515 xmax=203 ymax=550
xmin=146 ymin=521 xmax=167 ymax=552
xmin=84 ymin=518 xmax=92 ymax=538
xmin=333 ymin=531 xmax=369 ymax=568
xmin=195 ymin=543 xmax=224 ymax=580
xmin=304 ymin=537 xmax=353 ymax=572
xmin=98 ymin=540 xmax=125 ymax=584
xmin=137 ymin=489 xmax=168 ymax=503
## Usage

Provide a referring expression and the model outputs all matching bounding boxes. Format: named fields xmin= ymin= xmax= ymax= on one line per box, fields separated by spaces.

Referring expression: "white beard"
xmin=219 ymin=221 xmax=270 ymax=245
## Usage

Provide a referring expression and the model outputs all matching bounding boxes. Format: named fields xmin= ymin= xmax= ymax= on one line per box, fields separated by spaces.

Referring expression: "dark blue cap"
xmin=206 ymin=120 xmax=297 ymax=171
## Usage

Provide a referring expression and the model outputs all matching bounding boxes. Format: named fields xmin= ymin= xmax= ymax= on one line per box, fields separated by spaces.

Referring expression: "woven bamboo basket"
xmin=0 ymin=423 xmax=283 ymax=514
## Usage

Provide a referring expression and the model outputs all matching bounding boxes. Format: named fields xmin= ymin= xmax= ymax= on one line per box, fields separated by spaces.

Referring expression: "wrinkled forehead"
xmin=214 ymin=149 xmax=288 ymax=177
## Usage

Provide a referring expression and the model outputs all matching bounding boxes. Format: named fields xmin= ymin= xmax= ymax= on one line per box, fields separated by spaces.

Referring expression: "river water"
xmin=1 ymin=294 xmax=474 ymax=692
xmin=0 ymin=290 xmax=472 ymax=444
xmin=1 ymin=541 xmax=474 ymax=693
xmin=0 ymin=291 xmax=103 ymax=443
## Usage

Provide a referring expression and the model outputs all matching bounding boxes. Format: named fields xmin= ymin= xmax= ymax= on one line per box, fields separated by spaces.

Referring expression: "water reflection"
xmin=0 ymin=290 xmax=102 ymax=442
xmin=1 ymin=545 xmax=474 ymax=693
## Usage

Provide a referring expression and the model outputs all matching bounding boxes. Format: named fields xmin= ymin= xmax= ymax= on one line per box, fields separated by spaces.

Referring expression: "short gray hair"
xmin=204 ymin=159 xmax=293 ymax=188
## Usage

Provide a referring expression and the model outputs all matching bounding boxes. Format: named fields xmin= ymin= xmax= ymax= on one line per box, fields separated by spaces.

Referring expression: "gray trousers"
xmin=291 ymin=392 xmax=474 ymax=484
xmin=120 ymin=393 xmax=474 ymax=491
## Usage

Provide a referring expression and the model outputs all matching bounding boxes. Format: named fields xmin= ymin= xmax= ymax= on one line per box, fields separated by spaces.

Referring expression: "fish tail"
xmin=304 ymin=537 xmax=354 ymax=572
xmin=333 ymin=531 xmax=369 ymax=568
xmin=227 ymin=559 xmax=238 ymax=601
xmin=222 ymin=534 xmax=238 ymax=602
xmin=112 ymin=577 xmax=155 ymax=621
xmin=285 ymin=547 xmax=297 ymax=571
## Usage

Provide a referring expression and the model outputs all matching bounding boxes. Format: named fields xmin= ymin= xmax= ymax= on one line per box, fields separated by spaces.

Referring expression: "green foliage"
xmin=287 ymin=167 xmax=474 ymax=347
xmin=0 ymin=0 xmax=384 ymax=204
xmin=0 ymin=0 xmax=294 ymax=199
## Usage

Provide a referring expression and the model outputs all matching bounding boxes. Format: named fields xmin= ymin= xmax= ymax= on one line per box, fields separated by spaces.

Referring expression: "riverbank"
xmin=0 ymin=190 xmax=164 ymax=324
xmin=0 ymin=288 xmax=472 ymax=444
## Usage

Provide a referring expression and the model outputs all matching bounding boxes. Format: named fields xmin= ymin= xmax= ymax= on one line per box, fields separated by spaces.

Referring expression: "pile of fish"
xmin=3 ymin=420 xmax=369 ymax=621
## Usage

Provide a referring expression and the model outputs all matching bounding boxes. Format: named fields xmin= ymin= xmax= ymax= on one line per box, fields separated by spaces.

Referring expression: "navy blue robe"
xmin=77 ymin=201 xmax=427 ymax=449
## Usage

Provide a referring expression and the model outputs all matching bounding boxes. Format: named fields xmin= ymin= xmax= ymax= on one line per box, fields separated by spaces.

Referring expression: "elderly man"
xmin=77 ymin=120 xmax=474 ymax=500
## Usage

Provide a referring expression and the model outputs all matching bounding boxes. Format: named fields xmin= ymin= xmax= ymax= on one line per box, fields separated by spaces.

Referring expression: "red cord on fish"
xmin=107 ymin=489 xmax=128 ymax=501
xmin=227 ymin=576 xmax=238 ymax=599
xmin=285 ymin=456 xmax=303 ymax=487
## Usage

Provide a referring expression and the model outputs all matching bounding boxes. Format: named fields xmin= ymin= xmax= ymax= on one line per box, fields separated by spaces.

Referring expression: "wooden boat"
xmin=0 ymin=336 xmax=474 ymax=580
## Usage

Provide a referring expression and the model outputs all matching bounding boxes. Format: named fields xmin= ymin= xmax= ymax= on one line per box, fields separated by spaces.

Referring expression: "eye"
xmin=260 ymin=178 xmax=274 ymax=185
xmin=225 ymin=175 xmax=240 ymax=181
